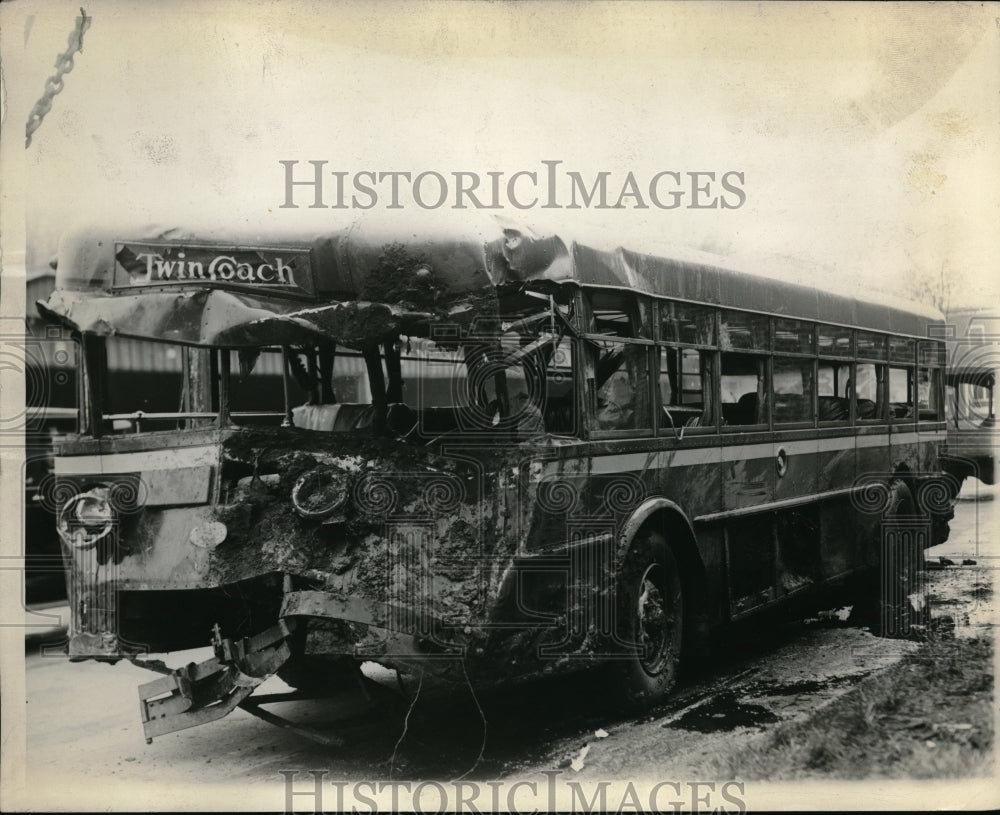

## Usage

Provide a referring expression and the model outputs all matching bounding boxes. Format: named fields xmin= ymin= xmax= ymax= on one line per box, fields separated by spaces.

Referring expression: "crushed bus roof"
xmin=38 ymin=219 xmax=943 ymax=346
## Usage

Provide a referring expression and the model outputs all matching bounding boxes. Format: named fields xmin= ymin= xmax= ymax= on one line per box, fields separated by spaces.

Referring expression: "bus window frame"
xmin=917 ymin=339 xmax=946 ymax=424
xmin=917 ymin=364 xmax=943 ymax=422
xmin=817 ymin=323 xmax=854 ymax=359
xmin=654 ymin=299 xmax=718 ymax=437
xmin=855 ymin=331 xmax=889 ymax=425
xmin=771 ymin=353 xmax=817 ymax=429
xmin=719 ymin=347 xmax=769 ymax=433
xmin=817 ymin=351 xmax=853 ymax=427
xmin=854 ymin=362 xmax=887 ymax=424
xmin=888 ymin=362 xmax=916 ymax=425
xmin=769 ymin=316 xmax=817 ymax=429
xmin=582 ymin=288 xmax=657 ymax=439
xmin=74 ymin=289 xmax=948 ymax=443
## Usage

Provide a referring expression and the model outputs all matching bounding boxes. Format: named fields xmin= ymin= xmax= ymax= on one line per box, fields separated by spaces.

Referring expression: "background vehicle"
xmin=941 ymin=308 xmax=998 ymax=489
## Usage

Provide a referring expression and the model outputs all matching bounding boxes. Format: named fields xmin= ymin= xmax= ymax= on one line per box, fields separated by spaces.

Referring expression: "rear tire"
xmin=613 ymin=529 xmax=683 ymax=707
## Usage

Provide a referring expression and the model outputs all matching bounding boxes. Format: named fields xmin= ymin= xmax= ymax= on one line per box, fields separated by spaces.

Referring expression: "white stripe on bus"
xmin=54 ymin=445 xmax=219 ymax=475
xmin=53 ymin=430 xmax=944 ymax=477
xmin=589 ymin=431 xmax=944 ymax=474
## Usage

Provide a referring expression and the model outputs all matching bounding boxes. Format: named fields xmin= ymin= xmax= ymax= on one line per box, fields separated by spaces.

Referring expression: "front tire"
xmin=613 ymin=529 xmax=683 ymax=707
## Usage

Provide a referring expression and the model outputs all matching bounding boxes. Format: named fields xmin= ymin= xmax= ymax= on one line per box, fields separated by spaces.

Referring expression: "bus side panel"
xmin=720 ymin=439 xmax=775 ymax=615
xmin=855 ymin=427 xmax=892 ymax=569
xmin=815 ymin=434 xmax=862 ymax=579
xmin=772 ymin=436 xmax=820 ymax=594
xmin=721 ymin=439 xmax=774 ymax=512
xmin=889 ymin=428 xmax=921 ymax=475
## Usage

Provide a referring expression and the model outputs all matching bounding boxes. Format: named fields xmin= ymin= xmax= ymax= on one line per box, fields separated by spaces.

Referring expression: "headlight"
xmin=57 ymin=488 xmax=115 ymax=549
xmin=291 ymin=466 xmax=350 ymax=521
xmin=76 ymin=492 xmax=113 ymax=528
xmin=189 ymin=521 xmax=228 ymax=549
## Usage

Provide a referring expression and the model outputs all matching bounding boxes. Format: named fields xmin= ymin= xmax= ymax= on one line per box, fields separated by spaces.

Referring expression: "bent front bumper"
xmin=135 ymin=589 xmax=474 ymax=742
xmin=137 ymin=620 xmax=295 ymax=742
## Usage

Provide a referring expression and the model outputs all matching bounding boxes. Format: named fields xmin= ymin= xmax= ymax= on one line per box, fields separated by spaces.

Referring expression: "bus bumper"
xmin=137 ymin=620 xmax=295 ymax=742
xmin=135 ymin=589 xmax=475 ymax=741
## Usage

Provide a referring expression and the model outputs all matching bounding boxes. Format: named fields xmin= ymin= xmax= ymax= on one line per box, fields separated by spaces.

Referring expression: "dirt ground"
xmin=7 ymin=488 xmax=997 ymax=811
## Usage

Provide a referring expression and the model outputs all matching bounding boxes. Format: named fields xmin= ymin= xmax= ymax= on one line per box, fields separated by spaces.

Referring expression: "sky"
xmin=1 ymin=0 xmax=997 ymax=308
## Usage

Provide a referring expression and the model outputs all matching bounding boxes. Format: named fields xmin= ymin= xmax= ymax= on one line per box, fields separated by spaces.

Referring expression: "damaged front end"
xmin=44 ymin=223 xmax=591 ymax=742
xmin=55 ymin=425 xmax=529 ymax=742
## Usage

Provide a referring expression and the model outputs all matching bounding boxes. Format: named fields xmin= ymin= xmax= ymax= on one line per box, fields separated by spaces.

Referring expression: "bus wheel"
xmin=277 ymin=655 xmax=361 ymax=694
xmin=614 ymin=529 xmax=683 ymax=707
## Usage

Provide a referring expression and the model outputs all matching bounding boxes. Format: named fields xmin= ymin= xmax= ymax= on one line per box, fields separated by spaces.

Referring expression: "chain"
xmin=25 ymin=8 xmax=92 ymax=148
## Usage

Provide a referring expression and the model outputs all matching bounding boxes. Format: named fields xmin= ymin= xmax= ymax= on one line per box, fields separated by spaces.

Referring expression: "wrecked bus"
xmin=38 ymin=221 xmax=950 ymax=742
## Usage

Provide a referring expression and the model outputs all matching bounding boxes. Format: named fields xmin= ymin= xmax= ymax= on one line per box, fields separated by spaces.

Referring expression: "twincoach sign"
xmin=113 ymin=242 xmax=315 ymax=296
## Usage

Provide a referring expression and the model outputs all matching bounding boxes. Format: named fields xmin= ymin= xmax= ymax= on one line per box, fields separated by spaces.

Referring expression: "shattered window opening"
xmin=93 ymin=298 xmax=579 ymax=441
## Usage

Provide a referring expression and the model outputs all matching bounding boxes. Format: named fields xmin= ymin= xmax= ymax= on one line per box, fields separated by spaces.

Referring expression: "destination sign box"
xmin=113 ymin=242 xmax=315 ymax=296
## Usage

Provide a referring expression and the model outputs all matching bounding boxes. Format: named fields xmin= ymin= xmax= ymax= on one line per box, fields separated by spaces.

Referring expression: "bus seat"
xmin=291 ymin=404 xmax=341 ymax=431
xmin=418 ymin=406 xmax=464 ymax=436
xmin=774 ymin=394 xmax=807 ymax=422
xmin=386 ymin=403 xmax=417 ymax=435
xmin=856 ymin=398 xmax=877 ymax=419
xmin=818 ymin=395 xmax=849 ymax=421
xmin=735 ymin=392 xmax=760 ymax=425
xmin=333 ymin=404 xmax=375 ymax=431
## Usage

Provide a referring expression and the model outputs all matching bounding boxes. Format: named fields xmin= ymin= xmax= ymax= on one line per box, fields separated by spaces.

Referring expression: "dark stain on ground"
xmin=745 ymin=673 xmax=867 ymax=697
xmin=355 ymin=602 xmax=889 ymax=776
xmin=664 ymin=692 xmax=780 ymax=733
xmin=968 ymin=583 xmax=992 ymax=601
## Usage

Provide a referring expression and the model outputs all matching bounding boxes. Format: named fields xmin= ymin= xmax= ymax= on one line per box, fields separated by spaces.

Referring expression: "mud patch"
xmin=664 ymin=693 xmax=780 ymax=733
xmin=746 ymin=674 xmax=866 ymax=697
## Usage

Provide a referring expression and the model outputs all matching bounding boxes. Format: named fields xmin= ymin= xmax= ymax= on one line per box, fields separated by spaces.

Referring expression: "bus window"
xmin=720 ymin=353 xmax=766 ymax=427
xmin=537 ymin=336 xmax=577 ymax=435
xmin=659 ymin=347 xmax=714 ymax=430
xmin=720 ymin=310 xmax=768 ymax=351
xmin=889 ymin=336 xmax=915 ymax=364
xmin=854 ymin=362 xmax=884 ymax=421
xmin=917 ymin=367 xmax=941 ymax=421
xmin=773 ymin=319 xmax=814 ymax=355
xmin=888 ymin=366 xmax=914 ymax=419
xmin=660 ymin=302 xmax=716 ymax=346
xmin=857 ymin=331 xmax=888 ymax=361
xmin=104 ymin=338 xmax=185 ymax=419
xmin=593 ymin=341 xmax=652 ymax=432
xmin=587 ymin=291 xmax=647 ymax=338
xmin=817 ymin=361 xmax=851 ymax=422
xmin=487 ymin=318 xmax=579 ymax=437
xmin=817 ymin=324 xmax=853 ymax=357
xmin=772 ymin=358 xmax=814 ymax=424
xmin=961 ymin=381 xmax=995 ymax=422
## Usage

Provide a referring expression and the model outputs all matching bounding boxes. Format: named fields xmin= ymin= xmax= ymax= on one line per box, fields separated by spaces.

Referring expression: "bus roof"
xmin=39 ymin=219 xmax=943 ymax=346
